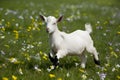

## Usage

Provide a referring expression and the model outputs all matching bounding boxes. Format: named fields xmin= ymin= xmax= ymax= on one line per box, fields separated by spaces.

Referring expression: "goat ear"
xmin=40 ymin=15 xmax=46 ymax=22
xmin=57 ymin=16 xmax=63 ymax=23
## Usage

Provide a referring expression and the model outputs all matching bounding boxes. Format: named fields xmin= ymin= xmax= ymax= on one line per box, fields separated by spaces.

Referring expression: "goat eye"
xmin=53 ymin=23 xmax=56 ymax=25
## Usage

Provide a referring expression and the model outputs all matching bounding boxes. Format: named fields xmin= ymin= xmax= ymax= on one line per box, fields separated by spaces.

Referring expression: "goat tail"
xmin=85 ymin=23 xmax=92 ymax=34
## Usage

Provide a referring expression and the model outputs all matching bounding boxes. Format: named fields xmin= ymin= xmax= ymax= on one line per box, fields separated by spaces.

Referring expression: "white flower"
xmin=47 ymin=65 xmax=55 ymax=72
xmin=112 ymin=68 xmax=115 ymax=72
xmin=98 ymin=73 xmax=107 ymax=80
xmin=75 ymin=62 xmax=79 ymax=67
xmin=18 ymin=15 xmax=24 ymax=19
xmin=34 ymin=65 xmax=41 ymax=72
xmin=82 ymin=74 xmax=87 ymax=80
xmin=19 ymin=68 xmax=23 ymax=75
xmin=116 ymin=64 xmax=120 ymax=68
xmin=66 ymin=72 xmax=70 ymax=77
xmin=1 ymin=36 xmax=5 ymax=39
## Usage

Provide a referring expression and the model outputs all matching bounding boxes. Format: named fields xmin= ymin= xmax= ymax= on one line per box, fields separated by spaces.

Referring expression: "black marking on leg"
xmin=48 ymin=53 xmax=54 ymax=63
xmin=53 ymin=56 xmax=59 ymax=67
xmin=48 ymin=53 xmax=59 ymax=69
xmin=94 ymin=58 xmax=100 ymax=65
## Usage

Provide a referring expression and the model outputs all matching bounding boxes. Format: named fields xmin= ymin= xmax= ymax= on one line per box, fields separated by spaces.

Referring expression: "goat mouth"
xmin=46 ymin=28 xmax=49 ymax=33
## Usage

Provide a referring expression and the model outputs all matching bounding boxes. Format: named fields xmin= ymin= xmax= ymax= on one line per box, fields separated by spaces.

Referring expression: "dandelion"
xmin=0 ymin=65 xmax=2 ymax=68
xmin=57 ymin=78 xmax=62 ymax=80
xmin=110 ymin=51 xmax=118 ymax=58
xmin=4 ymin=44 xmax=10 ymax=48
xmin=49 ymin=74 xmax=56 ymax=78
xmin=27 ymin=26 xmax=32 ymax=32
xmin=43 ymin=54 xmax=48 ymax=60
xmin=117 ymin=75 xmax=120 ymax=80
xmin=39 ymin=22 xmax=43 ymax=26
xmin=39 ymin=51 xmax=43 ymax=55
xmin=6 ymin=22 xmax=10 ymax=27
xmin=2 ymin=77 xmax=8 ymax=80
xmin=79 ymin=68 xmax=85 ymax=73
xmin=117 ymin=31 xmax=120 ymax=35
xmin=12 ymin=75 xmax=17 ymax=80
xmin=23 ymin=53 xmax=31 ymax=61
xmin=1 ymin=27 xmax=5 ymax=31
xmin=13 ymin=30 xmax=19 ymax=39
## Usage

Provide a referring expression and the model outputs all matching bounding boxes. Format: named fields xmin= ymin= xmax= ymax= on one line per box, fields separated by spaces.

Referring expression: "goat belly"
xmin=67 ymin=45 xmax=85 ymax=55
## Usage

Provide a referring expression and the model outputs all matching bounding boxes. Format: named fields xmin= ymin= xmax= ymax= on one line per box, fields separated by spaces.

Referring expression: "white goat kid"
xmin=40 ymin=15 xmax=100 ymax=68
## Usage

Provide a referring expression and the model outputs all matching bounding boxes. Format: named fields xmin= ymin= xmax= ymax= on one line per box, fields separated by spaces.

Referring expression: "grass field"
xmin=0 ymin=0 xmax=120 ymax=80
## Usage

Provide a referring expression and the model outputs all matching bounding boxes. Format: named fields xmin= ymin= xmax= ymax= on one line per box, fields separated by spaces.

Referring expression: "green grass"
xmin=0 ymin=0 xmax=120 ymax=80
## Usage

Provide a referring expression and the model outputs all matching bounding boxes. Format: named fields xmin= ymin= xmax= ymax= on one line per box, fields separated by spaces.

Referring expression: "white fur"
xmin=41 ymin=15 xmax=99 ymax=68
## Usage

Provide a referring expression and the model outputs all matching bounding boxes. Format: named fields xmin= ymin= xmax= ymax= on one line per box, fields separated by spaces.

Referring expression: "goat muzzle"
xmin=46 ymin=28 xmax=49 ymax=33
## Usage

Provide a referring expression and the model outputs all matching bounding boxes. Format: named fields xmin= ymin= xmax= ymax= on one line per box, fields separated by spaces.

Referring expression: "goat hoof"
xmin=94 ymin=58 xmax=100 ymax=65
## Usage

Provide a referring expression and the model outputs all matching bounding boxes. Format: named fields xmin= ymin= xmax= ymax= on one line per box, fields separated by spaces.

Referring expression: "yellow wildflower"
xmin=39 ymin=22 xmax=43 ymax=26
xmin=8 ymin=57 xmax=21 ymax=64
xmin=2 ymin=77 xmax=8 ymax=80
xmin=79 ymin=68 xmax=85 ymax=73
xmin=111 ymin=51 xmax=118 ymax=58
xmin=43 ymin=54 xmax=48 ymax=60
xmin=12 ymin=75 xmax=17 ymax=80
xmin=117 ymin=31 xmax=120 ymax=35
xmin=109 ymin=47 xmax=113 ymax=50
xmin=49 ymin=74 xmax=56 ymax=78
xmin=1 ymin=27 xmax=5 ymax=31
xmin=13 ymin=30 xmax=19 ymax=39
xmin=117 ymin=75 xmax=120 ymax=79
xmin=4 ymin=44 xmax=10 ymax=48
xmin=0 ymin=65 xmax=2 ymax=68
xmin=6 ymin=22 xmax=10 ymax=27
xmin=27 ymin=27 xmax=32 ymax=31
xmin=39 ymin=51 xmax=43 ymax=55
xmin=103 ymin=68 xmax=107 ymax=72
xmin=57 ymin=78 xmax=62 ymax=80
xmin=105 ymin=63 xmax=110 ymax=67
xmin=9 ymin=57 xmax=17 ymax=63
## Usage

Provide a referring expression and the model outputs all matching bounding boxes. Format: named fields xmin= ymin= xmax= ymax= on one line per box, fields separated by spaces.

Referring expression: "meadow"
xmin=0 ymin=0 xmax=120 ymax=80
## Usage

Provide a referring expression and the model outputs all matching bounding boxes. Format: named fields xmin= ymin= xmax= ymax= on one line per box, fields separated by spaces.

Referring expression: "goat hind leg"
xmin=86 ymin=46 xmax=100 ymax=65
xmin=80 ymin=53 xmax=87 ymax=68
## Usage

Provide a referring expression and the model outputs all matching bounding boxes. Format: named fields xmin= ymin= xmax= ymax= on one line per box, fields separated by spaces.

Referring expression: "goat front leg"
xmin=54 ymin=50 xmax=67 ymax=67
xmin=50 ymin=50 xmax=67 ymax=68
xmin=48 ymin=52 xmax=55 ymax=63
xmin=48 ymin=50 xmax=59 ymax=68
xmin=49 ymin=50 xmax=67 ymax=68
xmin=48 ymin=53 xmax=59 ymax=69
